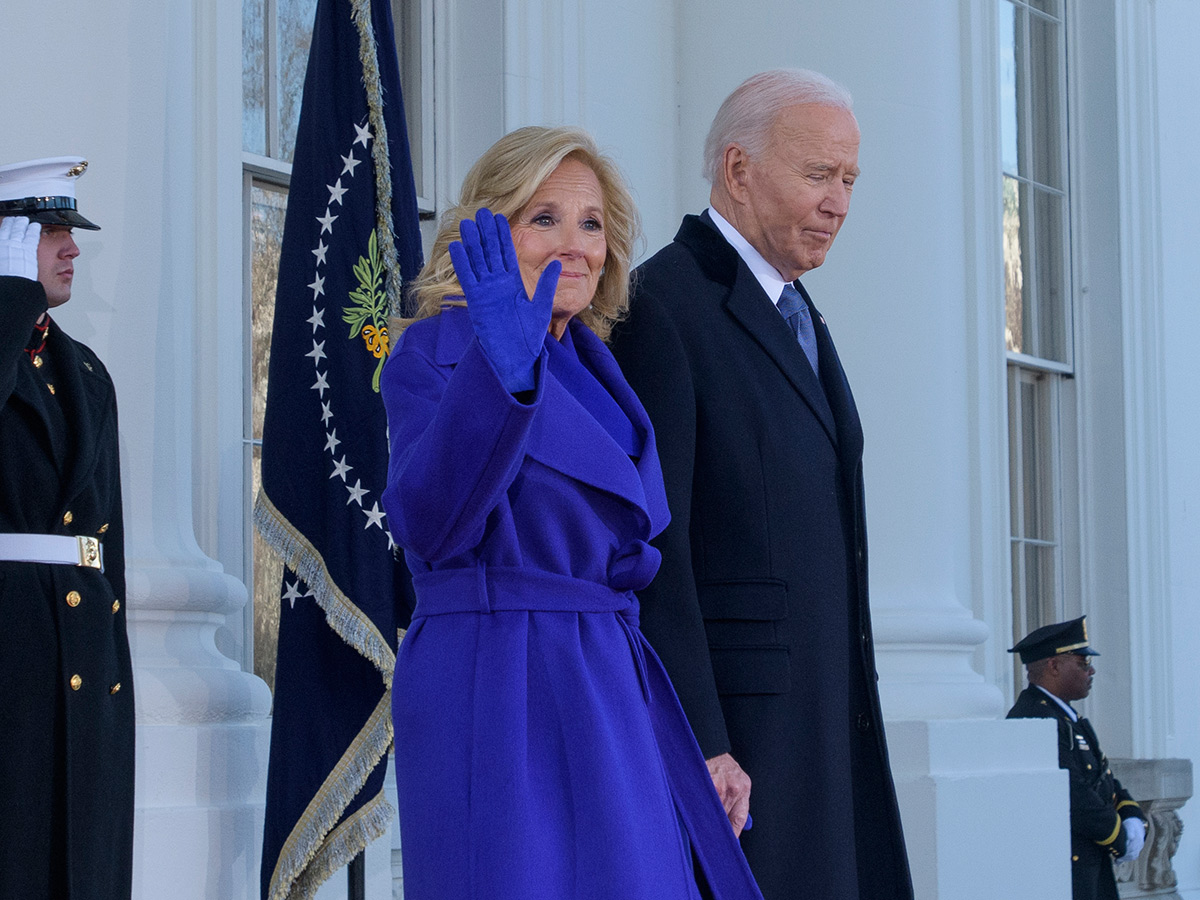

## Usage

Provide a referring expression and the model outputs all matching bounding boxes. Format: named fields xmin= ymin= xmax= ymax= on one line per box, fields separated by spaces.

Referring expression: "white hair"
xmin=703 ymin=68 xmax=855 ymax=185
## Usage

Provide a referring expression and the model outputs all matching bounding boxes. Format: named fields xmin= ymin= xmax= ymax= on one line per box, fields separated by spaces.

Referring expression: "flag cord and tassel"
xmin=351 ymin=0 xmax=404 ymax=319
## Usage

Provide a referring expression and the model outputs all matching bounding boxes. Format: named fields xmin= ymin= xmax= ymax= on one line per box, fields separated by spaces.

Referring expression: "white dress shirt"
xmin=707 ymin=206 xmax=792 ymax=310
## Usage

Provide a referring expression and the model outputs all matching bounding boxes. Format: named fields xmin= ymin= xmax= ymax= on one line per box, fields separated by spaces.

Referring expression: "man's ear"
xmin=722 ymin=144 xmax=752 ymax=205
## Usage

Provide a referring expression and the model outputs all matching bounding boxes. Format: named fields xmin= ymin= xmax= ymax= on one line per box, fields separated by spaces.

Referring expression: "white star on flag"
xmin=327 ymin=179 xmax=348 ymax=206
xmin=341 ymin=151 xmax=361 ymax=176
xmin=282 ymin=580 xmax=304 ymax=609
xmin=324 ymin=429 xmax=342 ymax=453
xmin=312 ymin=370 xmax=330 ymax=397
xmin=320 ymin=401 xmax=334 ymax=425
xmin=330 ymin=456 xmax=352 ymax=480
xmin=345 ymin=479 xmax=368 ymax=506
xmin=363 ymin=502 xmax=386 ymax=530
xmin=312 ymin=241 xmax=329 ymax=266
xmin=307 ymin=306 xmax=325 ymax=332
xmin=353 ymin=122 xmax=372 ymax=147
xmin=317 ymin=209 xmax=338 ymax=234
xmin=306 ymin=340 xmax=327 ymax=362
xmin=308 ymin=274 xmax=326 ymax=299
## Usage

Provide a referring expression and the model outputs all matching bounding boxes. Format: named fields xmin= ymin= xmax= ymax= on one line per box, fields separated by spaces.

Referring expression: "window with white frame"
xmin=999 ymin=0 xmax=1074 ymax=681
xmin=242 ymin=0 xmax=432 ymax=690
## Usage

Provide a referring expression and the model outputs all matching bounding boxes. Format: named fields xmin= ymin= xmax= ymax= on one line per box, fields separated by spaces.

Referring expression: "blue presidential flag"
xmin=253 ymin=0 xmax=423 ymax=896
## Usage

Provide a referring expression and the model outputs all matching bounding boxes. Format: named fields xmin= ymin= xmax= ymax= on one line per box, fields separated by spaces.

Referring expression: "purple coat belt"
xmin=409 ymin=564 xmax=762 ymax=899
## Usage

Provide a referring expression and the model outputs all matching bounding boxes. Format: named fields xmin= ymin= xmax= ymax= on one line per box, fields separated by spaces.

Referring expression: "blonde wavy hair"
xmin=404 ymin=126 xmax=640 ymax=342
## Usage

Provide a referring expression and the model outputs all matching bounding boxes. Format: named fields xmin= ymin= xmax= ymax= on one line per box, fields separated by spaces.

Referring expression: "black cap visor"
xmin=0 ymin=196 xmax=100 ymax=231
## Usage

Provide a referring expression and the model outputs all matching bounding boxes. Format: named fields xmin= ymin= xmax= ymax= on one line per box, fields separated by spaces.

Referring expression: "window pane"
xmin=251 ymin=183 xmax=287 ymax=440
xmin=243 ymin=0 xmax=267 ymax=155
xmin=1024 ymin=542 xmax=1056 ymax=625
xmin=1011 ymin=370 xmax=1057 ymax=543
xmin=1032 ymin=188 xmax=1068 ymax=361
xmin=1027 ymin=0 xmax=1061 ymax=19
xmin=394 ymin=0 xmax=423 ymax=193
xmin=1007 ymin=369 xmax=1023 ymax=528
xmin=252 ymin=445 xmax=284 ymax=692
xmin=249 ymin=181 xmax=288 ymax=693
xmin=1020 ymin=378 xmax=1042 ymax=539
xmin=1003 ymin=174 xmax=1029 ymax=354
xmin=1028 ymin=13 xmax=1065 ymax=190
xmin=998 ymin=1 xmax=1021 ymax=177
xmin=277 ymin=0 xmax=319 ymax=162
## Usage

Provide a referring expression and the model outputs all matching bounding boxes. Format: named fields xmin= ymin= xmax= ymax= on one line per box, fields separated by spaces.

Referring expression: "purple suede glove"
xmin=448 ymin=208 xmax=560 ymax=393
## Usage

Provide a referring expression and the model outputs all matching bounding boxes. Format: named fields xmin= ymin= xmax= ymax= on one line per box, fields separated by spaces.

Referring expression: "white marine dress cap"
xmin=0 ymin=156 xmax=100 ymax=230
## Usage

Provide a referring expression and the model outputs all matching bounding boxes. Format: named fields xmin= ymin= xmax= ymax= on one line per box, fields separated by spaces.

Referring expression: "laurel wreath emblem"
xmin=342 ymin=229 xmax=391 ymax=392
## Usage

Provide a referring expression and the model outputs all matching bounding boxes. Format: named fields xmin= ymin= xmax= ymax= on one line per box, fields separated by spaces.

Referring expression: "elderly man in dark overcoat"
xmin=1007 ymin=617 xmax=1147 ymax=900
xmin=610 ymin=69 xmax=912 ymax=899
xmin=0 ymin=158 xmax=134 ymax=900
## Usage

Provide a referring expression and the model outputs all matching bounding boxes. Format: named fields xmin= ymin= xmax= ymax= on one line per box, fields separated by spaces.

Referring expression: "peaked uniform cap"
xmin=1008 ymin=615 xmax=1101 ymax=664
xmin=0 ymin=156 xmax=100 ymax=230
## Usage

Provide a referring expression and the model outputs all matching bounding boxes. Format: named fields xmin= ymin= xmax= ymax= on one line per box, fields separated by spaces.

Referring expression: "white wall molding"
xmin=502 ymin=0 xmax=583 ymax=130
xmin=1113 ymin=0 xmax=1172 ymax=760
xmin=959 ymin=0 xmax=1017 ymax=696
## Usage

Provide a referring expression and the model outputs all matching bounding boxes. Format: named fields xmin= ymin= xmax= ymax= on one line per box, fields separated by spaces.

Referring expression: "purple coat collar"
xmin=432 ymin=308 xmax=670 ymax=540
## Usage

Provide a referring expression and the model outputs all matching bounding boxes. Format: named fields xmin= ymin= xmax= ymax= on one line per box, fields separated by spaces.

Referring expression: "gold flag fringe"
xmin=265 ymin=693 xmax=396 ymax=900
xmin=253 ymin=490 xmax=396 ymax=683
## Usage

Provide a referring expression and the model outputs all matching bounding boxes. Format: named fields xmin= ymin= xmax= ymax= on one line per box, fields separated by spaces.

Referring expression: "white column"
xmin=3 ymin=3 xmax=272 ymax=898
xmin=1150 ymin=2 xmax=1200 ymax=896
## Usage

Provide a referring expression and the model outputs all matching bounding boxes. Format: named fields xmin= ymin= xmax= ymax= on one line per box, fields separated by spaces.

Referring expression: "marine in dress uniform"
xmin=1006 ymin=617 xmax=1146 ymax=900
xmin=0 ymin=158 xmax=134 ymax=900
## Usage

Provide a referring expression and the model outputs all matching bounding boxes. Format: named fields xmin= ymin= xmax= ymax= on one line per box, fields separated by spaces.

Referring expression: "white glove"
xmin=0 ymin=216 xmax=41 ymax=281
xmin=1116 ymin=817 xmax=1146 ymax=863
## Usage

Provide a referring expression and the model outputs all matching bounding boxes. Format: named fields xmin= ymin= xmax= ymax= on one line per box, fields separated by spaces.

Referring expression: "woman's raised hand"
xmin=448 ymin=208 xmax=560 ymax=393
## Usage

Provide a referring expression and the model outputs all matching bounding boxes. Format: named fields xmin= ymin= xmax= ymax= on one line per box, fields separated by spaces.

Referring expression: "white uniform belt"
xmin=0 ymin=534 xmax=105 ymax=571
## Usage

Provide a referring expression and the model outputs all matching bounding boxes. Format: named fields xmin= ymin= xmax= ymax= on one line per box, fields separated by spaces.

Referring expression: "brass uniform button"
xmin=112 ymin=599 xmax=120 ymax=614
xmin=47 ymin=383 xmax=56 ymax=395
xmin=62 ymin=510 xmax=74 ymax=525
xmin=66 ymin=590 xmax=82 ymax=607
xmin=70 ymin=674 xmax=82 ymax=691
xmin=98 ymin=523 xmax=109 ymax=534
xmin=32 ymin=355 xmax=43 ymax=369
xmin=110 ymin=683 xmax=121 ymax=695
xmin=1072 ymin=855 xmax=1079 ymax=862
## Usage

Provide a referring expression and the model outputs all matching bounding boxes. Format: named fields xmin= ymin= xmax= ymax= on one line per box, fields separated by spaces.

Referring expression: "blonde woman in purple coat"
xmin=380 ymin=127 xmax=762 ymax=900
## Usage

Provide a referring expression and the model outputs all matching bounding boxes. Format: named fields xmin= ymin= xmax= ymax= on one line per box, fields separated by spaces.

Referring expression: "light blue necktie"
xmin=777 ymin=283 xmax=820 ymax=376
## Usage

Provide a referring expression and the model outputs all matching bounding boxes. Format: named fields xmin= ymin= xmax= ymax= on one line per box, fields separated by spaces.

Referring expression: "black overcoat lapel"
xmin=679 ymin=214 xmax=838 ymax=445
xmin=805 ymin=287 xmax=864 ymax=468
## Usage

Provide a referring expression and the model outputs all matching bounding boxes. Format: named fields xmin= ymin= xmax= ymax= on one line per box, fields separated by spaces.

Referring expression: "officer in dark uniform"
xmin=1007 ymin=616 xmax=1146 ymax=900
xmin=0 ymin=158 xmax=134 ymax=900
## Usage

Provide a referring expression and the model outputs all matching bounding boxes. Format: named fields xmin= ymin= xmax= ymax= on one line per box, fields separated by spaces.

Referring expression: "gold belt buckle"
xmin=76 ymin=535 xmax=103 ymax=570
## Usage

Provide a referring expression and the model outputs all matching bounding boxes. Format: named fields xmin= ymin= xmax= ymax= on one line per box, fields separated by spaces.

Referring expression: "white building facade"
xmin=4 ymin=0 xmax=1198 ymax=897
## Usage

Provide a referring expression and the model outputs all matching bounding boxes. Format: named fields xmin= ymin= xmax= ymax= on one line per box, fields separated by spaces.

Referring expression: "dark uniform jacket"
xmin=1007 ymin=686 xmax=1144 ymax=900
xmin=610 ymin=213 xmax=912 ymax=900
xmin=0 ymin=275 xmax=134 ymax=900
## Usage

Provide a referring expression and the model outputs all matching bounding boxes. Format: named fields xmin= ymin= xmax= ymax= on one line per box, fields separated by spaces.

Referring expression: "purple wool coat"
xmin=381 ymin=307 xmax=761 ymax=900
